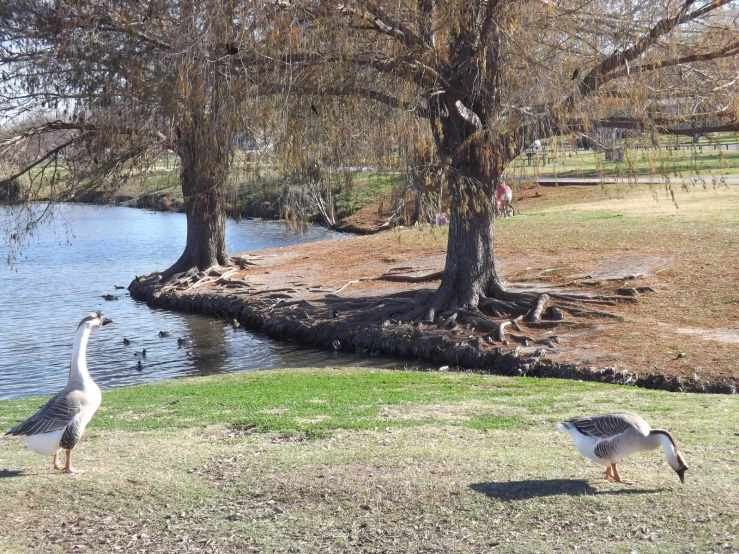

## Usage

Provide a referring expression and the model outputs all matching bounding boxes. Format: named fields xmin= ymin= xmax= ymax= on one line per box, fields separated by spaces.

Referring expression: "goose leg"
xmin=611 ymin=464 xmax=633 ymax=485
xmin=603 ymin=464 xmax=616 ymax=481
xmin=52 ymin=453 xmax=62 ymax=470
xmin=62 ymin=450 xmax=85 ymax=474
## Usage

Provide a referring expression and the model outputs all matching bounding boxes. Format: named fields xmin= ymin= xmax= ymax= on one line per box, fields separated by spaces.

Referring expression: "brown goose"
xmin=5 ymin=312 xmax=113 ymax=473
xmin=558 ymin=412 xmax=688 ymax=484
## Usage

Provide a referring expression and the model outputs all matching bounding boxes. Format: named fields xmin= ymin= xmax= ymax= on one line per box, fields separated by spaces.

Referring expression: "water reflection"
xmin=180 ymin=316 xmax=230 ymax=376
xmin=0 ymin=204 xmax=421 ymax=401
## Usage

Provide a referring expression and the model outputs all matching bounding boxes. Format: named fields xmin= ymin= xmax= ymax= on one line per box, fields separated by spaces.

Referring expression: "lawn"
xmin=1 ymin=368 xmax=737 ymax=553
xmin=507 ymin=136 xmax=739 ymax=179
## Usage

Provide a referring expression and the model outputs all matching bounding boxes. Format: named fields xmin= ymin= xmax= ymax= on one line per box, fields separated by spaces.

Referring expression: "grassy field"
xmin=508 ymin=136 xmax=739 ymax=179
xmin=1 ymin=368 xmax=738 ymax=553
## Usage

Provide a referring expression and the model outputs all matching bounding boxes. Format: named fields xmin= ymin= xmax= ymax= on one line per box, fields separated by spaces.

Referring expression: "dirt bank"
xmin=128 ymin=227 xmax=737 ymax=394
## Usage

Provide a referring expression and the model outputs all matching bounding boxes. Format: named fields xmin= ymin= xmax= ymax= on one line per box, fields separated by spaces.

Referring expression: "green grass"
xmin=1 ymin=369 xmax=593 ymax=436
xmin=1 ymin=368 xmax=738 ymax=553
xmin=508 ymin=141 xmax=739 ymax=179
xmin=335 ymin=173 xmax=401 ymax=219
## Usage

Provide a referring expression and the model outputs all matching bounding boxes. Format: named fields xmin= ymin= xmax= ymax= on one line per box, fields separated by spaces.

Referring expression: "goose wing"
xmin=566 ymin=413 xmax=642 ymax=439
xmin=5 ymin=389 xmax=82 ymax=436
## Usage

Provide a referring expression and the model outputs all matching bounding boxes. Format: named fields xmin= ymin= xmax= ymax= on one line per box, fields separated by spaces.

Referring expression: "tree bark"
xmin=162 ymin=134 xmax=231 ymax=280
xmin=431 ymin=173 xmax=503 ymax=313
xmin=420 ymin=94 xmax=511 ymax=318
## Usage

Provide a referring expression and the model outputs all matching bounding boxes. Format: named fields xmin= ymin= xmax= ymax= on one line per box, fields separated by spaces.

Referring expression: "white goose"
xmin=5 ymin=312 xmax=112 ymax=473
xmin=558 ymin=412 xmax=688 ymax=484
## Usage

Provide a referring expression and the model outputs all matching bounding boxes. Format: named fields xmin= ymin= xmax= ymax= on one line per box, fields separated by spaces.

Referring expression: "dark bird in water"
xmin=101 ymin=294 xmax=118 ymax=301
xmin=114 ymin=285 xmax=125 ymax=290
xmin=159 ymin=330 xmax=173 ymax=337
xmin=177 ymin=337 xmax=193 ymax=347
xmin=5 ymin=312 xmax=113 ymax=473
xmin=571 ymin=68 xmax=580 ymax=81
xmin=134 ymin=349 xmax=146 ymax=357
xmin=136 ymin=360 xmax=143 ymax=371
xmin=123 ymin=338 xmax=131 ymax=345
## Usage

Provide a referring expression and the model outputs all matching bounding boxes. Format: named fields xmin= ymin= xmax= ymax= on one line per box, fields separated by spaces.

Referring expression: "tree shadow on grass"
xmin=0 ymin=469 xmax=24 ymax=478
xmin=470 ymin=479 xmax=662 ymax=500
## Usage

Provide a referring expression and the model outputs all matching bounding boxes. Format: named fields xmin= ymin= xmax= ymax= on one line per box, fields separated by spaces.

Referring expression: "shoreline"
xmin=128 ymin=266 xmax=737 ymax=395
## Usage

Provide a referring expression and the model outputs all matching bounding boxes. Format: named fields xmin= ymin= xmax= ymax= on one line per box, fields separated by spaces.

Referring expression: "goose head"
xmin=78 ymin=311 xmax=113 ymax=331
xmin=655 ymin=429 xmax=689 ymax=483
xmin=671 ymin=451 xmax=689 ymax=484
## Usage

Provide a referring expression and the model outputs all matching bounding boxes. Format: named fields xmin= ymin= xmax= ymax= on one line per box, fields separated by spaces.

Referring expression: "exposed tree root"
xmin=313 ymin=278 xmax=639 ymax=348
xmin=375 ymin=270 xmax=444 ymax=283
xmin=127 ymin=270 xmax=738 ymax=395
xmin=135 ymin=262 xmax=644 ymax=357
xmin=527 ymin=293 xmax=550 ymax=323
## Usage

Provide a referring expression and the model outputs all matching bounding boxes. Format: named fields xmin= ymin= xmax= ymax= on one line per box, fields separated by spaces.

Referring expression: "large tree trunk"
xmin=161 ymin=131 xmax=231 ymax=280
xmin=429 ymin=173 xmax=504 ymax=314
xmin=158 ymin=33 xmax=235 ymax=281
xmin=419 ymin=95 xmax=512 ymax=318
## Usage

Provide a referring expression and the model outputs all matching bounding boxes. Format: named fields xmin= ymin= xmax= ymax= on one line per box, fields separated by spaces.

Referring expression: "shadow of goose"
xmin=0 ymin=469 xmax=24 ymax=479
xmin=470 ymin=479 xmax=661 ymax=500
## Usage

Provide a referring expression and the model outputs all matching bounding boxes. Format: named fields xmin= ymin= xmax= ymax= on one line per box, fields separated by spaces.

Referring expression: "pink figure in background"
xmin=495 ymin=183 xmax=513 ymax=217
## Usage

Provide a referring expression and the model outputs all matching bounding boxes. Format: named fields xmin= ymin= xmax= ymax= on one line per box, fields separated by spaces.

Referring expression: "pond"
xmin=0 ymin=204 xmax=407 ymax=401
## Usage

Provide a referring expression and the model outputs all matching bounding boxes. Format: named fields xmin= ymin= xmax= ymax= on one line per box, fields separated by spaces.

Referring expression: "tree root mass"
xmin=127 ymin=266 xmax=737 ymax=395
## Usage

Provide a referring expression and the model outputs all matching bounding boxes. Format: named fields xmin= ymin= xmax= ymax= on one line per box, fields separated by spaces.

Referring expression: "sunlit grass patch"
xmin=1 ymin=368 xmax=738 ymax=553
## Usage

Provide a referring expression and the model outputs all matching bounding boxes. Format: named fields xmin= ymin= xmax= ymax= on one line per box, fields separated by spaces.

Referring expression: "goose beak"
xmin=676 ymin=465 xmax=688 ymax=484
xmin=102 ymin=318 xmax=113 ymax=326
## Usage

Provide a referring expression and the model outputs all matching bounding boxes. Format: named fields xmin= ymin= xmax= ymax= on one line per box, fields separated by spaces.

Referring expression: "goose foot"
xmin=52 ymin=453 xmax=63 ymax=471
xmin=607 ymin=463 xmax=633 ymax=485
xmin=62 ymin=450 xmax=86 ymax=474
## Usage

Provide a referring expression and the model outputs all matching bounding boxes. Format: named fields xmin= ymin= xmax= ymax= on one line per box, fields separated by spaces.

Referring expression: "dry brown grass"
xmin=499 ymin=182 xmax=739 ymax=382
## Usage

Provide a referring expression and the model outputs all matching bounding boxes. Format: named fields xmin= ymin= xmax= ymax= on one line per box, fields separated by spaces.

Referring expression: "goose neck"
xmin=648 ymin=430 xmax=678 ymax=461
xmin=69 ymin=325 xmax=94 ymax=386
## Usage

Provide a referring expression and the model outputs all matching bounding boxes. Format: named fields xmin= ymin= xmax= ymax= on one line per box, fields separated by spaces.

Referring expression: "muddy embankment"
xmin=129 ymin=270 xmax=737 ymax=395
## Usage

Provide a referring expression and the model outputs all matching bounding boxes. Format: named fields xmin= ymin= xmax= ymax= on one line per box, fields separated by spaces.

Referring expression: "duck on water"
xmin=5 ymin=312 xmax=113 ymax=473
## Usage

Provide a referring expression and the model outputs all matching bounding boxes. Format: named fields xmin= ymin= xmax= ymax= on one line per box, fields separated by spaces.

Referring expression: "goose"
xmin=558 ymin=412 xmax=688 ymax=484
xmin=136 ymin=360 xmax=143 ymax=371
xmin=5 ymin=312 xmax=112 ymax=473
